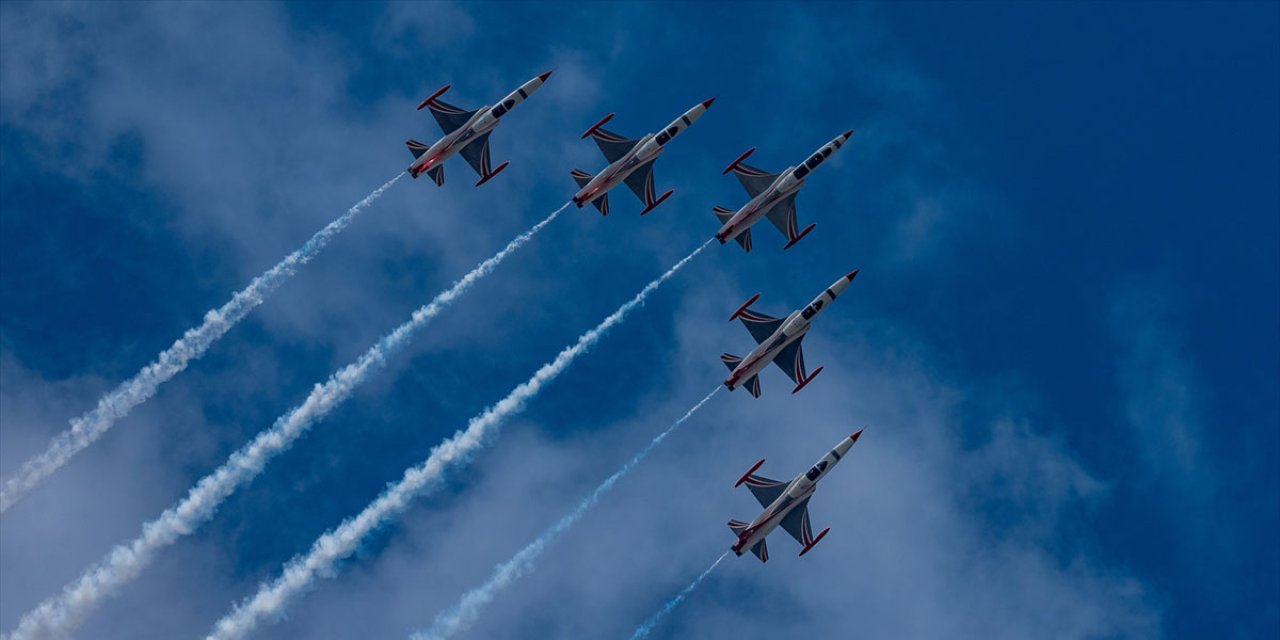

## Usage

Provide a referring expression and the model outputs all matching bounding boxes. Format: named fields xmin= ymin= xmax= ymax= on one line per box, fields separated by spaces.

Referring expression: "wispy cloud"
xmin=416 ymin=386 xmax=721 ymax=640
xmin=206 ymin=239 xmax=713 ymax=640
xmin=4 ymin=203 xmax=566 ymax=640
xmin=0 ymin=174 xmax=403 ymax=515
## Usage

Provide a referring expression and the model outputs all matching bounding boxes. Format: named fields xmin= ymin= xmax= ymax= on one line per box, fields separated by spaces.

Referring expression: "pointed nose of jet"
xmin=538 ymin=70 xmax=553 ymax=82
xmin=702 ymin=97 xmax=717 ymax=109
xmin=842 ymin=129 xmax=854 ymax=140
xmin=833 ymin=429 xmax=863 ymax=457
xmin=824 ymin=269 xmax=859 ymax=299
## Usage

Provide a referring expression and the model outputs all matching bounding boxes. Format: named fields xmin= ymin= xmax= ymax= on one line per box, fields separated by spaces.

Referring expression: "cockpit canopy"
xmin=656 ymin=125 xmax=680 ymax=145
xmin=492 ymin=98 xmax=516 ymax=118
xmin=801 ymin=299 xmax=825 ymax=320
xmin=805 ymin=460 xmax=829 ymax=481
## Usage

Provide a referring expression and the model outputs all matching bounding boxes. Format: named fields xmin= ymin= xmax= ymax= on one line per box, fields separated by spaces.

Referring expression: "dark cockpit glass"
xmin=822 ymin=147 xmax=832 ymax=157
xmin=801 ymin=299 xmax=823 ymax=319
xmin=806 ymin=466 xmax=822 ymax=481
xmin=807 ymin=154 xmax=823 ymax=168
xmin=504 ymin=99 xmax=515 ymax=108
xmin=656 ymin=131 xmax=671 ymax=145
xmin=492 ymin=104 xmax=508 ymax=118
xmin=794 ymin=165 xmax=810 ymax=179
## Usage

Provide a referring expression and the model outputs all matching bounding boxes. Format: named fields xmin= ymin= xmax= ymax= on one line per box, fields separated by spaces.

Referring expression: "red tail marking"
xmin=783 ymin=223 xmax=817 ymax=250
xmin=416 ymin=84 xmax=451 ymax=110
xmin=722 ymin=147 xmax=756 ymax=175
xmin=791 ymin=366 xmax=824 ymax=394
xmin=729 ymin=293 xmax=761 ymax=321
xmin=580 ymin=112 xmax=616 ymax=139
xmin=799 ymin=527 xmax=830 ymax=557
xmin=735 ymin=459 xmax=765 ymax=487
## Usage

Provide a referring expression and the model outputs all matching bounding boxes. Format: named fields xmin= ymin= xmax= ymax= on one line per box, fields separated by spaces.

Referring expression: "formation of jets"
xmin=404 ymin=74 xmax=864 ymax=563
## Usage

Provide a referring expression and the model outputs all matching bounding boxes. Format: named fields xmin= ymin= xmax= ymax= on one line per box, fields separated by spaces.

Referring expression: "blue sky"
xmin=1 ymin=2 xmax=1276 ymax=638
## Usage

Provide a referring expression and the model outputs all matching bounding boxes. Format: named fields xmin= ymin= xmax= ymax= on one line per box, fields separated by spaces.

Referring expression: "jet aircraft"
xmin=570 ymin=98 xmax=715 ymax=215
xmin=406 ymin=71 xmax=552 ymax=186
xmin=714 ymin=131 xmax=854 ymax=251
xmin=729 ymin=431 xmax=863 ymax=562
xmin=721 ymin=269 xmax=859 ymax=397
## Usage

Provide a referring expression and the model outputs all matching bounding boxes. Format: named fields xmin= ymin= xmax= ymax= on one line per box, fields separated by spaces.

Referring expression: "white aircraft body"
xmin=729 ymin=431 xmax=863 ymax=562
xmin=570 ymin=98 xmax=715 ymax=215
xmin=406 ymin=71 xmax=552 ymax=186
xmin=721 ymin=269 xmax=859 ymax=397
xmin=714 ymin=131 xmax=854 ymax=251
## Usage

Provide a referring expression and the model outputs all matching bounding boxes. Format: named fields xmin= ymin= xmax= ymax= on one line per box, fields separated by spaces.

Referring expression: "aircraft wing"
xmin=742 ymin=473 xmax=787 ymax=509
xmin=771 ymin=334 xmax=808 ymax=385
xmin=590 ymin=127 xmax=640 ymax=164
xmin=779 ymin=497 xmax=817 ymax=548
xmin=763 ymin=193 xmax=806 ymax=243
xmin=731 ymin=161 xmax=781 ymax=199
xmin=426 ymin=99 xmax=477 ymax=135
xmin=622 ymin=159 xmax=658 ymax=207
xmin=737 ymin=308 xmax=784 ymax=345
xmin=458 ymin=133 xmax=494 ymax=179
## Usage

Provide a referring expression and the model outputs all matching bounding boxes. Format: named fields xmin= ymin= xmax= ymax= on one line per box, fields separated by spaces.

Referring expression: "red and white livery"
xmin=714 ymin=130 xmax=854 ymax=252
xmin=570 ymin=98 xmax=715 ymax=216
xmin=722 ymin=269 xmax=859 ymax=398
xmin=406 ymin=71 xmax=553 ymax=187
xmin=730 ymin=431 xmax=863 ymax=562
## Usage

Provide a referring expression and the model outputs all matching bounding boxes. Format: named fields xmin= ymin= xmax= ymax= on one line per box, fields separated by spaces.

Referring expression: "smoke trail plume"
xmin=629 ymin=551 xmax=731 ymax=640
xmin=5 ymin=203 xmax=568 ymax=640
xmin=206 ymin=238 xmax=715 ymax=640
xmin=417 ymin=386 xmax=722 ymax=640
xmin=0 ymin=174 xmax=404 ymax=515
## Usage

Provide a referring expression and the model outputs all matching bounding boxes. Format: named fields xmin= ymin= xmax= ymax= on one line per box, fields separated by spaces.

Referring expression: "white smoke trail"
xmin=416 ymin=386 xmax=722 ymax=640
xmin=206 ymin=238 xmax=715 ymax=640
xmin=628 ymin=551 xmax=731 ymax=640
xmin=5 ymin=202 xmax=568 ymax=640
xmin=0 ymin=173 xmax=405 ymax=515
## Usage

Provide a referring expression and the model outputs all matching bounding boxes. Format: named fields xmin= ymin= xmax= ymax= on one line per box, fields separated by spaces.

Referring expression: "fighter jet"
xmin=570 ymin=98 xmax=715 ymax=216
xmin=714 ymin=131 xmax=854 ymax=252
xmin=406 ymin=71 xmax=553 ymax=186
xmin=721 ymin=269 xmax=859 ymax=397
xmin=729 ymin=431 xmax=863 ymax=562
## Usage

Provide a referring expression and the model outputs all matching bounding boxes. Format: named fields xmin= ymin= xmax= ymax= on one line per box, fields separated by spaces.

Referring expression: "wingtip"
xmin=702 ymin=97 xmax=717 ymax=108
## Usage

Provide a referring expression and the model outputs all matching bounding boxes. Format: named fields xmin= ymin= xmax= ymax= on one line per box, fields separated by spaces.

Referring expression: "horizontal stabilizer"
xmin=727 ymin=519 xmax=749 ymax=536
xmin=745 ymin=374 xmax=761 ymax=398
xmin=406 ymin=139 xmax=428 ymax=160
xmin=713 ymin=205 xmax=735 ymax=225
xmin=426 ymin=165 xmax=444 ymax=186
xmin=570 ymin=169 xmax=593 ymax=189
xmin=750 ymin=538 xmax=769 ymax=563
xmin=720 ymin=353 xmax=742 ymax=372
xmin=591 ymin=193 xmax=608 ymax=215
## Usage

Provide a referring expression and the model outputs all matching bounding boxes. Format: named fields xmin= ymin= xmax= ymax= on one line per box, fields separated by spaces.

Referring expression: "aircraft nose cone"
xmin=845 ymin=269 xmax=860 ymax=282
xmin=702 ymin=97 xmax=717 ymax=108
xmin=538 ymin=70 xmax=553 ymax=81
xmin=842 ymin=129 xmax=854 ymax=140
xmin=850 ymin=429 xmax=863 ymax=443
